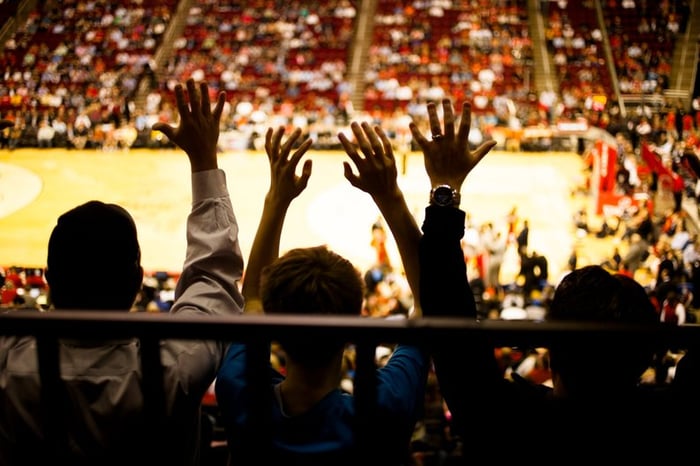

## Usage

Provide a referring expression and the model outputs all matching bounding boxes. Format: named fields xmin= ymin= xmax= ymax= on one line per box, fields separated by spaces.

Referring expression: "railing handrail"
xmin=2 ymin=309 xmax=698 ymax=348
xmin=3 ymin=308 xmax=698 ymax=463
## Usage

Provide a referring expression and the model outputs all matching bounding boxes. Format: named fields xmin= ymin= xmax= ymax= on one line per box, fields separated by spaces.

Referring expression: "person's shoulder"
xmin=0 ymin=333 xmax=37 ymax=353
xmin=382 ymin=344 xmax=430 ymax=368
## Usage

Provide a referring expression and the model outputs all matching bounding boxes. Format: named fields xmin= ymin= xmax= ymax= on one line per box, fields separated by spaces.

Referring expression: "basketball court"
xmin=0 ymin=147 xmax=613 ymax=284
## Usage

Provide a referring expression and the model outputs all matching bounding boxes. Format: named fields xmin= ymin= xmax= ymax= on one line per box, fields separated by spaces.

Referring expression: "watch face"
xmin=433 ymin=186 xmax=454 ymax=206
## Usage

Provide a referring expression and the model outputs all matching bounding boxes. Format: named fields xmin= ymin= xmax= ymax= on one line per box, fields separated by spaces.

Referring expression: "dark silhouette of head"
xmin=547 ymin=265 xmax=658 ymax=397
xmin=261 ymin=245 xmax=364 ymax=366
xmin=46 ymin=201 xmax=143 ymax=311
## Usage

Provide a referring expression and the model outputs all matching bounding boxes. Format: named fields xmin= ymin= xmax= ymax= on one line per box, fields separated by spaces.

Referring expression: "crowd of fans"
xmin=1 ymin=0 xmax=699 ymax=462
xmin=0 ymin=0 xmax=696 ymax=154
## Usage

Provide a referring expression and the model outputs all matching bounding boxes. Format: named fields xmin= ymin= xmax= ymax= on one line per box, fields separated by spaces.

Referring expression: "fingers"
xmin=186 ymin=79 xmax=200 ymax=114
xmin=338 ymin=131 xmax=355 ymax=155
xmin=298 ymin=159 xmax=313 ymax=188
xmin=376 ymin=126 xmax=394 ymax=160
xmin=280 ymin=128 xmax=303 ymax=156
xmin=342 ymin=160 xmax=360 ymax=188
xmin=173 ymin=83 xmax=189 ymax=118
xmin=338 ymin=133 xmax=362 ymax=173
xmin=409 ymin=122 xmax=428 ymax=152
xmin=212 ymin=91 xmax=226 ymax=121
xmin=456 ymin=102 xmax=472 ymax=146
xmin=266 ymin=127 xmax=311 ymax=166
xmin=349 ymin=122 xmax=393 ymax=164
xmin=264 ymin=127 xmax=312 ymax=190
xmin=442 ymin=99 xmax=455 ymax=141
xmin=265 ymin=126 xmax=284 ymax=161
xmin=264 ymin=127 xmax=274 ymax=157
xmin=167 ymin=79 xmax=211 ymax=135
xmin=199 ymin=82 xmax=211 ymax=116
xmin=472 ymin=140 xmax=498 ymax=168
xmin=339 ymin=127 xmax=363 ymax=167
xmin=427 ymin=101 xmax=442 ymax=137
xmin=151 ymin=122 xmax=173 ymax=140
xmin=350 ymin=122 xmax=371 ymax=156
xmin=360 ymin=122 xmax=385 ymax=160
xmin=288 ymin=137 xmax=312 ymax=168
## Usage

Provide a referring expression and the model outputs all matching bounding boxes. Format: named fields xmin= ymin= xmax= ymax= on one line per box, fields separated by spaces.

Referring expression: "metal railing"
xmin=2 ymin=310 xmax=699 ymax=463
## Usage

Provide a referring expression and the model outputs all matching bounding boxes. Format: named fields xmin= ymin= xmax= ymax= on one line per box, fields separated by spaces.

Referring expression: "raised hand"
xmin=339 ymin=121 xmax=422 ymax=318
xmin=242 ymin=126 xmax=312 ymax=314
xmin=409 ymin=99 xmax=496 ymax=190
xmin=339 ymin=121 xmax=401 ymax=204
xmin=152 ymin=79 xmax=226 ymax=172
xmin=264 ymin=126 xmax=313 ymax=207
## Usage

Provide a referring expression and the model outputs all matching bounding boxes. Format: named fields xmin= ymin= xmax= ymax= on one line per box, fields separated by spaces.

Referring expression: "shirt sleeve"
xmin=374 ymin=344 xmax=430 ymax=456
xmin=171 ymin=168 xmax=244 ymax=317
xmin=418 ymin=205 xmax=505 ymax=439
xmin=419 ymin=205 xmax=475 ymax=317
xmin=161 ymin=169 xmax=245 ymax=400
xmin=376 ymin=345 xmax=429 ymax=416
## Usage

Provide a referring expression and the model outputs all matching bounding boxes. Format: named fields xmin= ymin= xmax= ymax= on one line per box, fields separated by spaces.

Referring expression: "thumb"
xmin=342 ymin=162 xmax=360 ymax=188
xmin=152 ymin=123 xmax=174 ymax=140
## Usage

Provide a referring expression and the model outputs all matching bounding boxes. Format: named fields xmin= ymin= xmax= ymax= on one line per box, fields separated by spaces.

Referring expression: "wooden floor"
xmin=0 ymin=147 xmax=615 ymax=283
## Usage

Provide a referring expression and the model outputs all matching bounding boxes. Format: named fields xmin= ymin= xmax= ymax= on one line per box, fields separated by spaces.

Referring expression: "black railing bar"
xmin=140 ymin=337 xmax=167 ymax=463
xmin=353 ymin=341 xmax=381 ymax=463
xmin=1 ymin=311 xmax=699 ymax=348
xmin=238 ymin=340 xmax=273 ymax=464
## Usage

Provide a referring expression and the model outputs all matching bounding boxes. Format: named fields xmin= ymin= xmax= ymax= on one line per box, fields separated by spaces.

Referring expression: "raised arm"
xmin=242 ymin=126 xmax=312 ymax=314
xmin=153 ymin=79 xmax=223 ymax=172
xmin=410 ymin=100 xmax=495 ymax=317
xmin=152 ymin=79 xmax=244 ymax=320
xmin=339 ymin=122 xmax=422 ymax=318
xmin=411 ymin=99 xmax=501 ymax=440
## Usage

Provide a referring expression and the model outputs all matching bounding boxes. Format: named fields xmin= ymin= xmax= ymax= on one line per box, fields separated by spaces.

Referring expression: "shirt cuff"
xmin=191 ymin=169 xmax=228 ymax=202
xmin=422 ymin=205 xmax=466 ymax=240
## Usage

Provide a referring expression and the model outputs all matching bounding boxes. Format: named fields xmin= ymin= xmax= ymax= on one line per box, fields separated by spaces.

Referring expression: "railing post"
xmin=239 ymin=340 xmax=272 ymax=465
xmin=140 ymin=337 xmax=166 ymax=462
xmin=353 ymin=341 xmax=381 ymax=464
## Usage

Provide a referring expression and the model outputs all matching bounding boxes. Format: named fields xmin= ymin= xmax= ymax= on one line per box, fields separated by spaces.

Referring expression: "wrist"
xmin=264 ymin=193 xmax=294 ymax=211
xmin=373 ymin=189 xmax=405 ymax=208
xmin=190 ymin=159 xmax=218 ymax=172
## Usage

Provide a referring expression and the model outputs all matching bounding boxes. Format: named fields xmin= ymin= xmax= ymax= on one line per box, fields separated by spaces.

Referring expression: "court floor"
xmin=0 ymin=147 xmax=613 ymax=284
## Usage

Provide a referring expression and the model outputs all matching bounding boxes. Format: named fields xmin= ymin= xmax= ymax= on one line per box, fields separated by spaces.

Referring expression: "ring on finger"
xmin=432 ymin=134 xmax=444 ymax=141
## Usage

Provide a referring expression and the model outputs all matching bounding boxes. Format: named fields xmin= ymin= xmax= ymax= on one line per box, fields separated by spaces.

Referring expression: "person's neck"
xmin=279 ymin=357 xmax=342 ymax=417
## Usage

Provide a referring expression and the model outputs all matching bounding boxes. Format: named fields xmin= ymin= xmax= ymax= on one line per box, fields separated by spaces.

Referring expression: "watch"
xmin=430 ymin=185 xmax=460 ymax=207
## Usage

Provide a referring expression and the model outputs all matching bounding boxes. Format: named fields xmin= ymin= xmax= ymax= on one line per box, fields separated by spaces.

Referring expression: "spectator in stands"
xmin=36 ymin=118 xmax=56 ymax=148
xmin=660 ymin=287 xmax=686 ymax=325
xmin=413 ymin=98 xmax=675 ymax=455
xmin=516 ymin=218 xmax=530 ymax=258
xmin=0 ymin=79 xmax=244 ymax=466
xmin=215 ymin=120 xmax=428 ymax=464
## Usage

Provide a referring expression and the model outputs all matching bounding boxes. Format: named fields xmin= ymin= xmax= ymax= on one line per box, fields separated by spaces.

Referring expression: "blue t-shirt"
xmin=215 ymin=343 xmax=429 ymax=465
